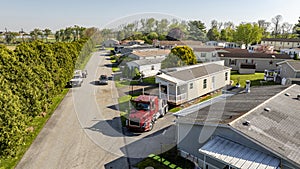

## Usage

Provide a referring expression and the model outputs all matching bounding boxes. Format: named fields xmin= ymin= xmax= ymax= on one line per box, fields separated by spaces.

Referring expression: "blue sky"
xmin=1 ymin=0 xmax=299 ymax=32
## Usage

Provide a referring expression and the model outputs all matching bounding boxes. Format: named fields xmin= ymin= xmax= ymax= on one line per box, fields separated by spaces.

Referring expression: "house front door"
xmin=212 ymin=76 xmax=215 ymax=90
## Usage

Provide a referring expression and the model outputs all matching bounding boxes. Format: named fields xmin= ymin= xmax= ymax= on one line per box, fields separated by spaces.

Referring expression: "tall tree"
xmin=271 ymin=15 xmax=283 ymax=37
xmin=234 ymin=23 xmax=263 ymax=46
xmin=187 ymin=20 xmax=207 ymax=41
xmin=43 ymin=28 xmax=52 ymax=42
xmin=258 ymin=20 xmax=271 ymax=38
xmin=293 ymin=17 xmax=300 ymax=38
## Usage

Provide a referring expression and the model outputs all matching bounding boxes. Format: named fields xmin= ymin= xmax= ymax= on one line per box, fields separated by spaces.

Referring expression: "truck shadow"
xmin=85 ymin=117 xmax=140 ymax=137
xmin=104 ymin=125 xmax=176 ymax=169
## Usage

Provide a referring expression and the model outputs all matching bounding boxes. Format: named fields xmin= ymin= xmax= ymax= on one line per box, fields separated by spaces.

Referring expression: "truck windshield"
xmin=100 ymin=75 xmax=107 ymax=80
xmin=135 ymin=102 xmax=150 ymax=111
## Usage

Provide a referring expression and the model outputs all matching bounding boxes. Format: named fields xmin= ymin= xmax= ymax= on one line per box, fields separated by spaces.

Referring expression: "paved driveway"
xmin=16 ymin=51 xmax=176 ymax=169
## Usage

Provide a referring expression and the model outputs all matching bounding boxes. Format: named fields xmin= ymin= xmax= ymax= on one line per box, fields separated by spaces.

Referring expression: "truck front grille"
xmin=129 ymin=118 xmax=140 ymax=127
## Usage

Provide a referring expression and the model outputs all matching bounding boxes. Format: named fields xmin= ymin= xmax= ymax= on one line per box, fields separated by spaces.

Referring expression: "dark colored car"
xmin=99 ymin=75 xmax=108 ymax=85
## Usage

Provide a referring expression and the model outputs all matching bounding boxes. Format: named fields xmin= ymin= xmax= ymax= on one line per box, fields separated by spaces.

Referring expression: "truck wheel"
xmin=160 ymin=110 xmax=165 ymax=117
xmin=161 ymin=107 xmax=168 ymax=117
xmin=149 ymin=121 xmax=154 ymax=131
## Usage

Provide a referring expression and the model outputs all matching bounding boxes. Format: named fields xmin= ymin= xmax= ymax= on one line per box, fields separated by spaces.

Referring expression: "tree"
xmin=4 ymin=32 xmax=18 ymax=44
xmin=30 ymin=28 xmax=42 ymax=41
xmin=155 ymin=19 xmax=169 ymax=35
xmin=234 ymin=23 xmax=263 ymax=46
xmin=43 ymin=28 xmax=52 ymax=42
xmin=207 ymin=27 xmax=220 ymax=41
xmin=271 ymin=15 xmax=283 ymax=37
xmin=161 ymin=46 xmax=196 ymax=69
xmin=293 ymin=17 xmax=300 ymax=38
xmin=147 ymin=32 xmax=158 ymax=40
xmin=187 ymin=20 xmax=207 ymax=41
xmin=281 ymin=22 xmax=293 ymax=38
xmin=166 ymin=28 xmax=185 ymax=40
xmin=257 ymin=20 xmax=271 ymax=38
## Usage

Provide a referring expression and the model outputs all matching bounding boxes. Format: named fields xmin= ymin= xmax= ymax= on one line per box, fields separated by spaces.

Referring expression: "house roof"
xmin=217 ymin=48 xmax=249 ymax=53
xmin=193 ymin=47 xmax=220 ymax=52
xmin=277 ymin=60 xmax=300 ymax=72
xmin=218 ymin=52 xmax=292 ymax=59
xmin=129 ymin=58 xmax=164 ymax=66
xmin=130 ymin=49 xmax=170 ymax=58
xmin=176 ymin=85 xmax=288 ymax=124
xmin=154 ymin=40 xmax=203 ymax=46
xmin=165 ymin=63 xmax=231 ymax=82
xmin=230 ymin=84 xmax=300 ymax=166
xmin=199 ymin=136 xmax=280 ymax=169
xmin=262 ymin=38 xmax=300 ymax=43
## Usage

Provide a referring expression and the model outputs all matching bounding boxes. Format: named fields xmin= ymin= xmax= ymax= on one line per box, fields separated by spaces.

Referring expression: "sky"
xmin=1 ymin=0 xmax=300 ymax=32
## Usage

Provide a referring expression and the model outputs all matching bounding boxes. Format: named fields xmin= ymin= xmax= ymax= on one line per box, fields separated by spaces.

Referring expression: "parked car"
xmin=70 ymin=74 xmax=83 ymax=87
xmin=99 ymin=75 xmax=108 ymax=85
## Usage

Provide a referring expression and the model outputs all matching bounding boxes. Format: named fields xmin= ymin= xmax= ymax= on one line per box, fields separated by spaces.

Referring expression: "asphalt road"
xmin=16 ymin=51 xmax=176 ymax=169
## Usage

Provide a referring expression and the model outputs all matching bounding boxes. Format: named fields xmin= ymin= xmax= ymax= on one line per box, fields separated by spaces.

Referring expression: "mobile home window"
xmin=190 ymin=83 xmax=193 ymax=89
xmin=201 ymin=53 xmax=206 ymax=57
xmin=151 ymin=65 xmax=154 ymax=70
xmin=203 ymin=79 xmax=207 ymax=89
xmin=225 ymin=72 xmax=228 ymax=81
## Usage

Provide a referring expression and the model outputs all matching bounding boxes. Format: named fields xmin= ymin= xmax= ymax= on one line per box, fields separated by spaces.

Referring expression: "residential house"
xmin=261 ymin=38 xmax=300 ymax=51
xmin=193 ymin=47 xmax=221 ymax=63
xmin=128 ymin=49 xmax=170 ymax=60
xmin=102 ymin=39 xmax=119 ymax=47
xmin=248 ymin=44 xmax=274 ymax=53
xmin=218 ymin=51 xmax=292 ymax=72
xmin=276 ymin=60 xmax=300 ymax=84
xmin=121 ymin=40 xmax=145 ymax=45
xmin=205 ymin=41 xmax=242 ymax=48
xmin=176 ymin=84 xmax=300 ymax=169
xmin=126 ymin=58 xmax=164 ymax=78
xmin=153 ymin=40 xmax=203 ymax=49
xmin=280 ymin=47 xmax=300 ymax=58
xmin=155 ymin=61 xmax=231 ymax=105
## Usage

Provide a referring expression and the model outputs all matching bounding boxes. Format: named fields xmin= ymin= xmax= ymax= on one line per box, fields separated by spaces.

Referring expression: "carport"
xmin=199 ymin=136 xmax=280 ymax=169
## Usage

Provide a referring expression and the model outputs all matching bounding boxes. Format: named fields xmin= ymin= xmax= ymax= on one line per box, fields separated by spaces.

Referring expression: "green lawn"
xmin=142 ymin=76 xmax=156 ymax=84
xmin=230 ymin=71 xmax=276 ymax=87
xmin=136 ymin=147 xmax=194 ymax=169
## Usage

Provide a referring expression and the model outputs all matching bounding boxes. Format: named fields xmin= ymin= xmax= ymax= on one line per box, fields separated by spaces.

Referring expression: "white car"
xmin=70 ymin=74 xmax=83 ymax=87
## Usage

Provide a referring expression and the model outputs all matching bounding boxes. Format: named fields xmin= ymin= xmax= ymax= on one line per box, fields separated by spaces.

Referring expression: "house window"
xmin=230 ymin=59 xmax=237 ymax=65
xmin=287 ymin=42 xmax=290 ymax=45
xmin=151 ymin=65 xmax=154 ymax=70
xmin=203 ymin=79 xmax=207 ymax=89
xmin=190 ymin=83 xmax=193 ymax=89
xmin=225 ymin=72 xmax=228 ymax=81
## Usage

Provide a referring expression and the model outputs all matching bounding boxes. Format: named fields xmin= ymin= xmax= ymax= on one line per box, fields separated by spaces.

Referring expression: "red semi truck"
xmin=126 ymin=95 xmax=168 ymax=132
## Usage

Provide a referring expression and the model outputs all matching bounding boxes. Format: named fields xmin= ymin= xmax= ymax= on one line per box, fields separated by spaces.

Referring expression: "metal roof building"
xmin=176 ymin=84 xmax=300 ymax=169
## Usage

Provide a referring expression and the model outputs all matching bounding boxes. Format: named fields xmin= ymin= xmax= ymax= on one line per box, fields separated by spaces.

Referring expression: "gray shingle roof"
xmin=287 ymin=60 xmax=300 ymax=71
xmin=167 ymin=63 xmax=231 ymax=81
xmin=231 ymin=84 xmax=300 ymax=166
xmin=130 ymin=58 xmax=164 ymax=66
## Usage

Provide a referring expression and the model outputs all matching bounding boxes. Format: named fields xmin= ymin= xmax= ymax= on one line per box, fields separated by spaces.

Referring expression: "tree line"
xmin=0 ymin=38 xmax=95 ymax=158
xmin=0 ymin=26 xmax=99 ymax=44
xmin=100 ymin=15 xmax=300 ymax=46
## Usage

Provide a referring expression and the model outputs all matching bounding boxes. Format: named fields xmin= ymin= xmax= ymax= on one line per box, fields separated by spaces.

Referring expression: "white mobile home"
xmin=155 ymin=61 xmax=231 ymax=105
